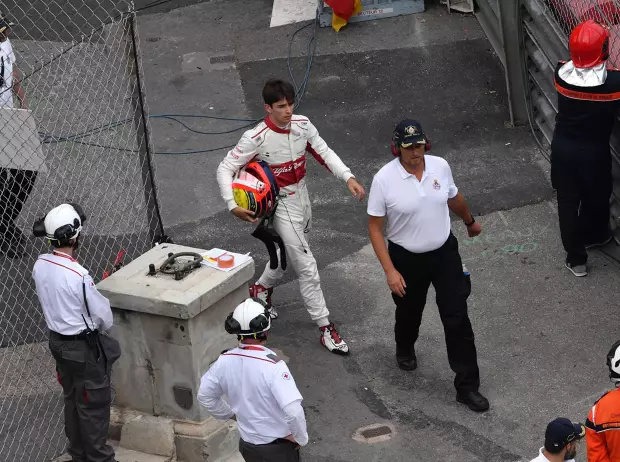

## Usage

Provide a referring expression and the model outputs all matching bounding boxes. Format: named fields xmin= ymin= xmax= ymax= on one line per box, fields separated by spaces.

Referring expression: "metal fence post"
xmin=123 ymin=13 xmax=166 ymax=246
xmin=497 ymin=0 xmax=528 ymax=126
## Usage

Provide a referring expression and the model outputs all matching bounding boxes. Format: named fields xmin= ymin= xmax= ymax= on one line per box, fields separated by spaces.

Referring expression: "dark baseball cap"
xmin=0 ymin=13 xmax=15 ymax=34
xmin=393 ymin=119 xmax=427 ymax=148
xmin=544 ymin=418 xmax=585 ymax=452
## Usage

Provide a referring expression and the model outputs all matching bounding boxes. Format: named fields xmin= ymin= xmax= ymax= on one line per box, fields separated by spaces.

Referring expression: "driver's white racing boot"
xmin=249 ymin=283 xmax=278 ymax=319
xmin=320 ymin=323 xmax=349 ymax=355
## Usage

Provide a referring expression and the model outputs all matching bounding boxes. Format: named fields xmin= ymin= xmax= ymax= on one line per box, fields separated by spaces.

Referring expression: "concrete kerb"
xmin=111 ymin=407 xmax=240 ymax=461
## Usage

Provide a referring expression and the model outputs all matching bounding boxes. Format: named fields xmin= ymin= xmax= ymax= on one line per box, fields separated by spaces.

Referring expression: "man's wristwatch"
xmin=464 ymin=215 xmax=475 ymax=227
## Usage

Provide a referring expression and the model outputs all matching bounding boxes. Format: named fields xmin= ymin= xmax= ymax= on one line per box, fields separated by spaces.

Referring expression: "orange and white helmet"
xmin=232 ymin=160 xmax=279 ymax=219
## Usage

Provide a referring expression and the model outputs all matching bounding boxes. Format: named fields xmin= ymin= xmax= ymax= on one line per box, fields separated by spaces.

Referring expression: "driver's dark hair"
xmin=544 ymin=443 xmax=566 ymax=455
xmin=263 ymin=79 xmax=295 ymax=106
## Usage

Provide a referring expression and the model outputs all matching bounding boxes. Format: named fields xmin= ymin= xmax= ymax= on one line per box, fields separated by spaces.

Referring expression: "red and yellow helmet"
xmin=232 ymin=160 xmax=279 ymax=219
xmin=569 ymin=19 xmax=610 ymax=69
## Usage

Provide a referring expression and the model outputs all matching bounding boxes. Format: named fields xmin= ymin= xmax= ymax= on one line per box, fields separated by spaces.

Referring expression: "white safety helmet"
xmin=224 ymin=298 xmax=271 ymax=337
xmin=33 ymin=203 xmax=86 ymax=242
xmin=607 ymin=340 xmax=620 ymax=385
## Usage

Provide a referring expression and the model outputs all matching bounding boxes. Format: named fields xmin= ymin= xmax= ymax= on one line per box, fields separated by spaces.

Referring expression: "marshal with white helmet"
xmin=198 ymin=296 xmax=309 ymax=457
xmin=32 ymin=203 xmax=87 ymax=244
xmin=31 ymin=202 xmax=120 ymax=461
xmin=224 ymin=297 xmax=271 ymax=338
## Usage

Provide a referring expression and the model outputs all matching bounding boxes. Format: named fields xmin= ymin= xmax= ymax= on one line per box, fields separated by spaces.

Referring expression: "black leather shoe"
xmin=456 ymin=391 xmax=490 ymax=412
xmin=396 ymin=354 xmax=417 ymax=371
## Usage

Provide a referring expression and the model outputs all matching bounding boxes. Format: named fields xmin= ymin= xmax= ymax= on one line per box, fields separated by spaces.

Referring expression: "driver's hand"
xmin=231 ymin=206 xmax=258 ymax=223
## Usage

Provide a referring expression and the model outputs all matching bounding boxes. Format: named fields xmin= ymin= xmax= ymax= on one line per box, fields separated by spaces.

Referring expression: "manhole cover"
xmin=353 ymin=423 xmax=396 ymax=444
xmin=361 ymin=426 xmax=392 ymax=439
xmin=210 ymin=54 xmax=234 ymax=64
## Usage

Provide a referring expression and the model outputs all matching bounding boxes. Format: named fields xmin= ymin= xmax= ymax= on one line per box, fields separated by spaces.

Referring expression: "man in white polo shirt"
xmin=197 ymin=298 xmax=307 ymax=461
xmin=367 ymin=119 xmax=488 ymax=412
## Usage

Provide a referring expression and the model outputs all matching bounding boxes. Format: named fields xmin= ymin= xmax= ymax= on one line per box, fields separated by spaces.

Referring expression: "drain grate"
xmin=353 ymin=423 xmax=396 ymax=444
xmin=210 ymin=55 xmax=234 ymax=64
xmin=361 ymin=426 xmax=392 ymax=439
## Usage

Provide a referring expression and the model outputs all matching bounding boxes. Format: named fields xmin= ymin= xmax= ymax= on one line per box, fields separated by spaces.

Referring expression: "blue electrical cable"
xmin=38 ymin=9 xmax=319 ymax=155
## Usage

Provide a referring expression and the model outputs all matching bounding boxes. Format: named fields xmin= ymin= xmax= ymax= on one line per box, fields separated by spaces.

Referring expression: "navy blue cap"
xmin=544 ymin=418 xmax=585 ymax=452
xmin=392 ymin=119 xmax=427 ymax=148
xmin=0 ymin=13 xmax=15 ymax=33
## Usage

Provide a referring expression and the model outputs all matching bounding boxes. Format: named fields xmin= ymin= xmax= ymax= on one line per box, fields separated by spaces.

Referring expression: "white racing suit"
xmin=216 ymin=115 xmax=355 ymax=322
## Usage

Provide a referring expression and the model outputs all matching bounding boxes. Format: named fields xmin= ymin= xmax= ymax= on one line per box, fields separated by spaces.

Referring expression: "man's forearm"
xmin=197 ymin=394 xmax=234 ymax=420
xmin=447 ymin=193 xmax=473 ymax=223
xmin=283 ymin=400 xmax=308 ymax=447
xmin=368 ymin=221 xmax=395 ymax=274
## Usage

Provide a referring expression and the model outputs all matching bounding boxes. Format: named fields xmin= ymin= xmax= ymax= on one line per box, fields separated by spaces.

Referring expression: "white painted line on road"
xmin=498 ymin=211 xmax=509 ymax=226
xmin=270 ymin=0 xmax=318 ymax=28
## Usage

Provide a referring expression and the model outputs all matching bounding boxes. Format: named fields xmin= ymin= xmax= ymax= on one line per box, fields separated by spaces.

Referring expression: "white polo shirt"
xmin=197 ymin=344 xmax=307 ymax=446
xmin=529 ymin=447 xmax=575 ymax=462
xmin=0 ymin=38 xmax=15 ymax=108
xmin=367 ymin=156 xmax=458 ymax=253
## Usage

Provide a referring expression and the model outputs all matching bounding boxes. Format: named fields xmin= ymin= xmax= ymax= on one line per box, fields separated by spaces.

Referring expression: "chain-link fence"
xmin=0 ymin=1 xmax=165 ymax=460
xmin=546 ymin=0 xmax=620 ymax=63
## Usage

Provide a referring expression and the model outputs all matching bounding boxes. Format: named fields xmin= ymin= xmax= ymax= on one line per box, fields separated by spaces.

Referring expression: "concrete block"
xmin=97 ymin=243 xmax=255 ymax=319
xmin=173 ymin=417 xmax=239 ymax=462
xmin=175 ymin=420 xmax=239 ymax=462
xmin=114 ymin=446 xmax=172 ymax=462
xmin=110 ymin=284 xmax=246 ymax=421
xmin=120 ymin=415 xmax=175 ymax=457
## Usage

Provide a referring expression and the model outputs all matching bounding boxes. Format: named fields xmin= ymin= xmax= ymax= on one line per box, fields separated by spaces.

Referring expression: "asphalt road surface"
xmin=4 ymin=1 xmax=620 ymax=461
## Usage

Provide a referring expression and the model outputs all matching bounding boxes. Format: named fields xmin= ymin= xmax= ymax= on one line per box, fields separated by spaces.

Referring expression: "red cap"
xmin=569 ymin=19 xmax=610 ymax=68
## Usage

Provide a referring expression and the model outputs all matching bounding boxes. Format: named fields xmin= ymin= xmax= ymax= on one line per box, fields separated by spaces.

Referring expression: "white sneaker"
xmin=320 ymin=323 xmax=349 ymax=355
xmin=249 ymin=283 xmax=278 ymax=319
xmin=565 ymin=262 xmax=587 ymax=277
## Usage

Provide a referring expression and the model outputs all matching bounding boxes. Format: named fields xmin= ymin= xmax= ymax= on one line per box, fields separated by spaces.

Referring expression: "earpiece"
xmin=225 ymin=313 xmax=241 ymax=334
xmin=69 ymin=203 xmax=87 ymax=224
xmin=32 ymin=216 xmax=46 ymax=237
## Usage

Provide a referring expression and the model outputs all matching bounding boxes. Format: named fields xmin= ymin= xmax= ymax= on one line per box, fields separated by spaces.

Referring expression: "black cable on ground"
xmin=129 ymin=12 xmax=168 ymax=243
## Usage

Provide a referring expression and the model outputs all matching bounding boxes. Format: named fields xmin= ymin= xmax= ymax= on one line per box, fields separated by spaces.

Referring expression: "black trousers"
xmin=48 ymin=331 xmax=116 ymax=462
xmin=0 ymin=168 xmax=38 ymax=240
xmin=388 ymin=234 xmax=480 ymax=393
xmin=550 ymin=141 xmax=612 ymax=266
xmin=239 ymin=438 xmax=300 ymax=462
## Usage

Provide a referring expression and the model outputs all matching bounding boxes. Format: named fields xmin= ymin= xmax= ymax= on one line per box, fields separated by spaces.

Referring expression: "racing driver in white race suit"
xmin=216 ymin=79 xmax=366 ymax=355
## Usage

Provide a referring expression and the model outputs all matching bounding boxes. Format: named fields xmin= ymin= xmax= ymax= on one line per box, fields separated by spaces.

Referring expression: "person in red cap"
xmin=552 ymin=19 xmax=619 ymax=277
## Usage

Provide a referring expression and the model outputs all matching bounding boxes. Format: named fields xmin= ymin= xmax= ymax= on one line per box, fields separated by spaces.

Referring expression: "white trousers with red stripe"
xmin=256 ymin=205 xmax=330 ymax=323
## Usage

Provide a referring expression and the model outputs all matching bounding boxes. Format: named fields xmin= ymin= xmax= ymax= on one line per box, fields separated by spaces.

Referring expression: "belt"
xmin=243 ymin=438 xmax=293 ymax=446
xmin=50 ymin=330 xmax=88 ymax=341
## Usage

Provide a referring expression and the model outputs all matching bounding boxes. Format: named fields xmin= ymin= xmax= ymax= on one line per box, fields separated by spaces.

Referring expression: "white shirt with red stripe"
xmin=197 ymin=343 xmax=308 ymax=446
xmin=0 ymin=39 xmax=16 ymax=108
xmin=216 ymin=115 xmax=354 ymax=224
xmin=32 ymin=250 xmax=113 ymax=335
